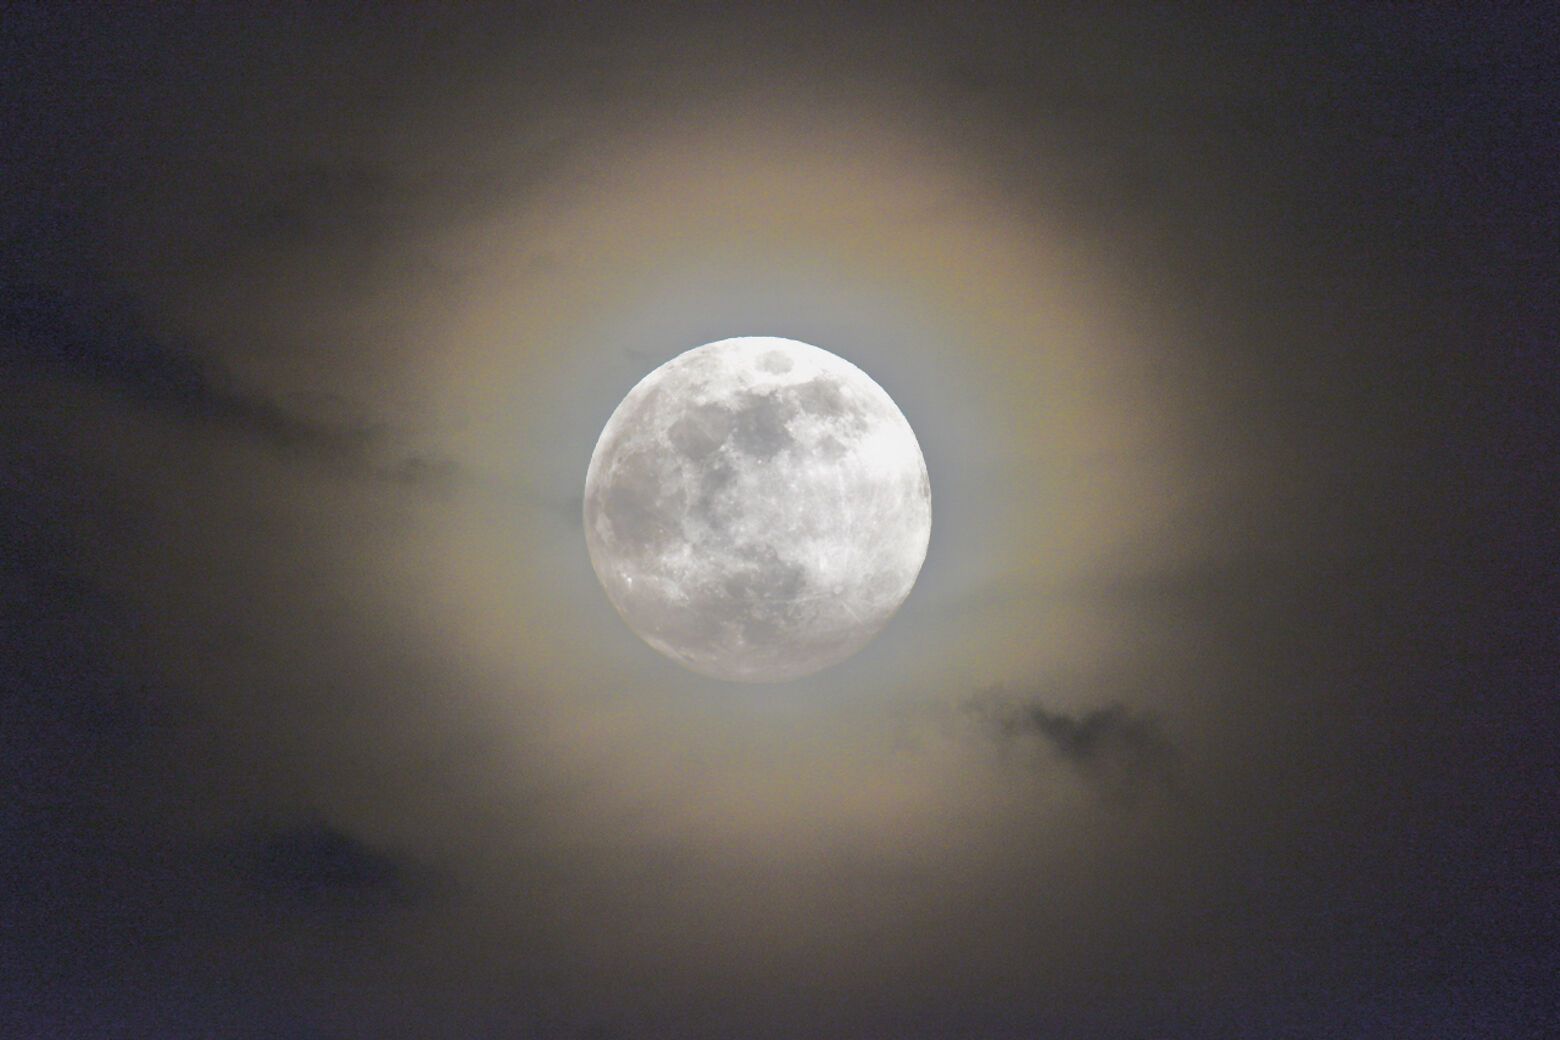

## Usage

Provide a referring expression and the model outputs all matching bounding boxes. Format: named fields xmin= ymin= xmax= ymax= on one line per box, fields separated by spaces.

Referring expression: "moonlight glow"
xmin=584 ymin=336 xmax=931 ymax=682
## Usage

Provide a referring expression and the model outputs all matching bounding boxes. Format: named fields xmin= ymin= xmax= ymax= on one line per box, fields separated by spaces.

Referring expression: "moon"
xmin=584 ymin=336 xmax=931 ymax=682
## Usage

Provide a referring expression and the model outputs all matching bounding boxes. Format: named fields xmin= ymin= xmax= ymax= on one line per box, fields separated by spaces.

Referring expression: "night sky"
xmin=2 ymin=5 xmax=1555 ymax=1038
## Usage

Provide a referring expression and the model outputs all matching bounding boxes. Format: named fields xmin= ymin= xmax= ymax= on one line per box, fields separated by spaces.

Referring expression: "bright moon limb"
xmin=584 ymin=336 xmax=931 ymax=683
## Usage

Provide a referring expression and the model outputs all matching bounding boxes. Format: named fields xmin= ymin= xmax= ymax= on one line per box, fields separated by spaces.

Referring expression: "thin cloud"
xmin=0 ymin=281 xmax=453 ymax=486
xmin=246 ymin=822 xmax=424 ymax=911
xmin=969 ymin=687 xmax=1182 ymax=803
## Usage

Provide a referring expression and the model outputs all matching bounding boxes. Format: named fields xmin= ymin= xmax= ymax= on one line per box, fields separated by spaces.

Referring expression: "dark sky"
xmin=2 ymin=4 xmax=1555 ymax=1038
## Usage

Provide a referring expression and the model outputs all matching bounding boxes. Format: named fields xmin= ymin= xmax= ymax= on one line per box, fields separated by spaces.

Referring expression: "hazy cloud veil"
xmin=1 ymin=5 xmax=1553 ymax=1038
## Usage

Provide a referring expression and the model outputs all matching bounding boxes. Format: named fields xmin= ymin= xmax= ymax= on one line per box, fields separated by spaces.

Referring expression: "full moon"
xmin=584 ymin=336 xmax=931 ymax=682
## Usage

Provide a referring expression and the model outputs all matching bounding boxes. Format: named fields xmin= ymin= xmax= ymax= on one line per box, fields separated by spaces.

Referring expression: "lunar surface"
xmin=584 ymin=336 xmax=931 ymax=682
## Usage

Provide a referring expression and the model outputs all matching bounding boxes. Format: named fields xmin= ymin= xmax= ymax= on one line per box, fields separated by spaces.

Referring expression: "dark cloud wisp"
xmin=1 ymin=281 xmax=454 ymax=488
xmin=970 ymin=688 xmax=1182 ymax=802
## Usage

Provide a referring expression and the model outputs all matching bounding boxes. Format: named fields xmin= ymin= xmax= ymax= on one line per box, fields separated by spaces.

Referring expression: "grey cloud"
xmin=237 ymin=161 xmax=401 ymax=254
xmin=970 ymin=687 xmax=1181 ymax=803
xmin=245 ymin=821 xmax=428 ymax=913
xmin=0 ymin=281 xmax=452 ymax=486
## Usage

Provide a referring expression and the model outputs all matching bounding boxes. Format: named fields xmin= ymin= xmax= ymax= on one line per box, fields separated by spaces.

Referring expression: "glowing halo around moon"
xmin=584 ymin=336 xmax=931 ymax=682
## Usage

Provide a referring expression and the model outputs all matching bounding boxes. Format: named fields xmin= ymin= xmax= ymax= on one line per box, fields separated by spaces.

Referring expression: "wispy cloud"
xmin=968 ymin=687 xmax=1182 ymax=804
xmin=244 ymin=821 xmax=431 ymax=912
xmin=0 ymin=282 xmax=452 ymax=488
